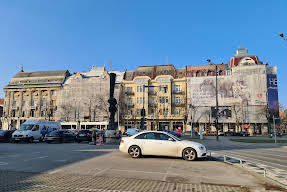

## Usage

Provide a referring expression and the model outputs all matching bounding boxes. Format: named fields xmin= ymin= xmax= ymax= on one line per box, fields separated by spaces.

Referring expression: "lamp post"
xmin=207 ymin=59 xmax=219 ymax=141
xmin=279 ymin=33 xmax=287 ymax=45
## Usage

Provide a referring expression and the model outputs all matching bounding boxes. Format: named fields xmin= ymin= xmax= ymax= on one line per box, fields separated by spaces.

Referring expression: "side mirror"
xmin=168 ymin=138 xmax=174 ymax=141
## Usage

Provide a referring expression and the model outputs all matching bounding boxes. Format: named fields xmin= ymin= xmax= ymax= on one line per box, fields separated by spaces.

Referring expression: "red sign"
xmin=178 ymin=127 xmax=182 ymax=130
xmin=165 ymin=126 xmax=168 ymax=130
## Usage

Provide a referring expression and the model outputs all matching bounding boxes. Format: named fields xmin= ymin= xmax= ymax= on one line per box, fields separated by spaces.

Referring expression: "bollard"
xmin=224 ymin=155 xmax=226 ymax=162
xmin=264 ymin=168 xmax=266 ymax=178
xmin=240 ymin=159 xmax=242 ymax=167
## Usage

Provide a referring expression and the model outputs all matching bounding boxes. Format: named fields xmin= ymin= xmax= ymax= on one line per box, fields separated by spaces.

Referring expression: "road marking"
xmin=0 ymin=162 xmax=8 ymax=166
xmin=47 ymin=169 xmax=62 ymax=174
xmin=74 ymin=149 xmax=117 ymax=152
xmin=53 ymin=159 xmax=68 ymax=162
xmin=0 ymin=154 xmax=19 ymax=159
xmin=32 ymin=152 xmax=41 ymax=154
xmin=23 ymin=156 xmax=48 ymax=162
xmin=93 ymin=168 xmax=110 ymax=176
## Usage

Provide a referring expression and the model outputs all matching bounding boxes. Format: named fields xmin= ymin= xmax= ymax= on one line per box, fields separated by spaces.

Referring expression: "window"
xmin=42 ymin=100 xmax=47 ymax=106
xmin=127 ymin=110 xmax=132 ymax=115
xmin=41 ymin=110 xmax=46 ymax=117
xmin=175 ymin=109 xmax=180 ymax=115
xmin=32 ymin=100 xmax=38 ymax=106
xmin=136 ymin=109 xmax=141 ymax=116
xmin=163 ymin=109 xmax=169 ymax=116
xmin=226 ymin=70 xmax=231 ymax=76
xmin=174 ymin=85 xmax=181 ymax=92
xmin=155 ymin=133 xmax=172 ymax=141
xmin=126 ymin=87 xmax=133 ymax=92
xmin=126 ymin=98 xmax=133 ymax=105
xmin=22 ymin=101 xmax=27 ymax=107
xmin=137 ymin=86 xmax=144 ymax=92
xmin=32 ymin=125 xmax=39 ymax=131
xmin=135 ymin=132 xmax=155 ymax=140
xmin=136 ymin=97 xmax=144 ymax=104
xmin=22 ymin=111 xmax=25 ymax=117
xmin=52 ymin=100 xmax=56 ymax=106
xmin=12 ymin=101 xmax=17 ymax=107
xmin=30 ymin=109 xmax=35 ymax=117
xmin=160 ymin=85 xmax=168 ymax=93
xmin=160 ymin=97 xmax=168 ymax=103
xmin=51 ymin=90 xmax=56 ymax=96
xmin=175 ymin=97 xmax=181 ymax=104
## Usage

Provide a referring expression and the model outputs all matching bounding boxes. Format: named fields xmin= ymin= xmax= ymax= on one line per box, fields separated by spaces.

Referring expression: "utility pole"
xmin=215 ymin=65 xmax=219 ymax=141
xmin=207 ymin=59 xmax=219 ymax=141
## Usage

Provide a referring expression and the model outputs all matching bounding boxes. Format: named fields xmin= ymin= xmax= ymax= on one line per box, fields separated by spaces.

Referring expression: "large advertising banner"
xmin=267 ymin=72 xmax=279 ymax=117
xmin=188 ymin=65 xmax=267 ymax=107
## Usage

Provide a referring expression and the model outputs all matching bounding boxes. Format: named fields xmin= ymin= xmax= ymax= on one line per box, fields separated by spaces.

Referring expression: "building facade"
xmin=2 ymin=70 xmax=70 ymax=130
xmin=121 ymin=65 xmax=187 ymax=132
xmin=186 ymin=47 xmax=273 ymax=135
xmin=57 ymin=66 xmax=124 ymax=130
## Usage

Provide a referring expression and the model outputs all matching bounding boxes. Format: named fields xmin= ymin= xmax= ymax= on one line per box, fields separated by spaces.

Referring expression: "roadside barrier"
xmin=221 ymin=154 xmax=287 ymax=188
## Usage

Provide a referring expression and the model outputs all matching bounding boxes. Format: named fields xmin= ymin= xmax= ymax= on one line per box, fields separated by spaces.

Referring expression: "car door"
xmin=134 ymin=132 xmax=158 ymax=155
xmin=32 ymin=125 xmax=40 ymax=140
xmin=154 ymin=133 xmax=179 ymax=157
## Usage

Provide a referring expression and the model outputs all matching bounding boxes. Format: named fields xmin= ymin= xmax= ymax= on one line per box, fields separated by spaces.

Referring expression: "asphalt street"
xmin=193 ymin=136 xmax=287 ymax=172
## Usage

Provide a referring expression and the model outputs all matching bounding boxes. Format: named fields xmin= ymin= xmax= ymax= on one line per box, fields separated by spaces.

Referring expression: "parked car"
xmin=124 ymin=128 xmax=140 ymax=136
xmin=12 ymin=120 xmax=61 ymax=143
xmin=76 ymin=130 xmax=93 ymax=143
xmin=203 ymin=131 xmax=217 ymax=136
xmin=224 ymin=131 xmax=239 ymax=136
xmin=119 ymin=131 xmax=207 ymax=161
xmin=45 ymin=130 xmax=75 ymax=143
xmin=239 ymin=132 xmax=250 ymax=137
xmin=163 ymin=129 xmax=181 ymax=137
xmin=0 ymin=130 xmax=15 ymax=142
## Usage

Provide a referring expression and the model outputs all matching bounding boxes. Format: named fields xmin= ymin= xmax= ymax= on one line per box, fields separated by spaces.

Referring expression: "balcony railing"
xmin=173 ymin=102 xmax=186 ymax=107
xmin=172 ymin=90 xmax=185 ymax=94
xmin=125 ymin=91 xmax=134 ymax=95
xmin=148 ymin=103 xmax=157 ymax=107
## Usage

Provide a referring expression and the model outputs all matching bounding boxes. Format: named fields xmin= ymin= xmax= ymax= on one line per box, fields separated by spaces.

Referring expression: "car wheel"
xmin=182 ymin=148 xmax=197 ymax=161
xmin=128 ymin=145 xmax=141 ymax=158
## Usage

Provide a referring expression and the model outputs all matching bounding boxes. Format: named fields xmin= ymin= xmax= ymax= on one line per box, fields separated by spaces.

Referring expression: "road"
xmin=0 ymin=141 xmax=273 ymax=192
xmin=192 ymin=136 xmax=287 ymax=172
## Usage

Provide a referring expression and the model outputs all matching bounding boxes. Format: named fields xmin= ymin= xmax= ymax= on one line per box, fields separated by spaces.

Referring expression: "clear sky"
xmin=0 ymin=0 xmax=286 ymax=106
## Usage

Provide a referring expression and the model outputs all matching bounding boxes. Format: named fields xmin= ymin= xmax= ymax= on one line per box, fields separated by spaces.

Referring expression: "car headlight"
xmin=199 ymin=146 xmax=205 ymax=150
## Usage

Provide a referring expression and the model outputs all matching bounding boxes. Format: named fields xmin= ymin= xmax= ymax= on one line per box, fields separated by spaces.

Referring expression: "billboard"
xmin=187 ymin=65 xmax=267 ymax=107
xmin=267 ymin=69 xmax=279 ymax=118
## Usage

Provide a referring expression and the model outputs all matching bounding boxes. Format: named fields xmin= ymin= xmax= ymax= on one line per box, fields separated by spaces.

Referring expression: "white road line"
xmin=93 ymin=168 xmax=110 ymax=176
xmin=53 ymin=159 xmax=68 ymax=162
xmin=23 ymin=156 xmax=48 ymax=162
xmin=0 ymin=162 xmax=8 ymax=166
xmin=47 ymin=169 xmax=62 ymax=174
xmin=229 ymin=149 xmax=287 ymax=159
xmin=215 ymin=151 xmax=287 ymax=170
xmin=32 ymin=152 xmax=41 ymax=154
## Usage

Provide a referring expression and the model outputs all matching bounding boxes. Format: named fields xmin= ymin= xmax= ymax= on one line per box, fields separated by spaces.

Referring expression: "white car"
xmin=119 ymin=131 xmax=207 ymax=161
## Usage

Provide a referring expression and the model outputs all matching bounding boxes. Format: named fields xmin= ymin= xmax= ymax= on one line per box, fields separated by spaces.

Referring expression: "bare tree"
xmin=60 ymin=103 xmax=74 ymax=122
xmin=232 ymin=105 xmax=243 ymax=132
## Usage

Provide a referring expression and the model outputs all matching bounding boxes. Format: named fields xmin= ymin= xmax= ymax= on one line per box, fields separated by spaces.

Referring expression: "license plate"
xmin=79 ymin=134 xmax=86 ymax=137
xmin=15 ymin=138 xmax=20 ymax=140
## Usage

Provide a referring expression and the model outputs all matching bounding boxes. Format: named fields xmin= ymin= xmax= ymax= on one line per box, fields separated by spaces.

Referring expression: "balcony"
xmin=125 ymin=91 xmax=134 ymax=95
xmin=148 ymin=103 xmax=157 ymax=107
xmin=172 ymin=90 xmax=185 ymax=94
xmin=173 ymin=102 xmax=186 ymax=107
xmin=148 ymin=91 xmax=157 ymax=95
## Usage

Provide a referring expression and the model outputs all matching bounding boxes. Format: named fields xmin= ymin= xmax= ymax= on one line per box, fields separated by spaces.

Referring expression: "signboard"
xmin=188 ymin=65 xmax=266 ymax=106
xmin=267 ymin=73 xmax=279 ymax=117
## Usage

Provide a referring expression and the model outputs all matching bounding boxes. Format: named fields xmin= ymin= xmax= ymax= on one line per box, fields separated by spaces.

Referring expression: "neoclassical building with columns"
xmin=2 ymin=70 xmax=70 ymax=130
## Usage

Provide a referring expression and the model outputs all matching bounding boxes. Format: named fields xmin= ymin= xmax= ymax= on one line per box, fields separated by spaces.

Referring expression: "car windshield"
xmin=19 ymin=124 xmax=34 ymax=130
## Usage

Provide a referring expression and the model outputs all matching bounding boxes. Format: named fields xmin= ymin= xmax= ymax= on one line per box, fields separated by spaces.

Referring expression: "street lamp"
xmin=279 ymin=33 xmax=287 ymax=45
xmin=207 ymin=59 xmax=219 ymax=141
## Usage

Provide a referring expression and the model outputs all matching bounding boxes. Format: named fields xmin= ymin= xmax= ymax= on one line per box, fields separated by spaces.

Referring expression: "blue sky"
xmin=0 ymin=0 xmax=286 ymax=106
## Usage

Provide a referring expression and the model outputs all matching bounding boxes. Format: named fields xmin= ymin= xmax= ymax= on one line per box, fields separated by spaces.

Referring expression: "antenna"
xmin=20 ymin=64 xmax=24 ymax=72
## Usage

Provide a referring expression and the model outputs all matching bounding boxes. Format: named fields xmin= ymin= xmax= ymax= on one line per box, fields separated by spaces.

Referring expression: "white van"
xmin=12 ymin=121 xmax=61 ymax=143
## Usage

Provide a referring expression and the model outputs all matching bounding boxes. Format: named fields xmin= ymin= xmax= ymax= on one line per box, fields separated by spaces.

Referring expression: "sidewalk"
xmin=0 ymin=170 xmax=281 ymax=192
